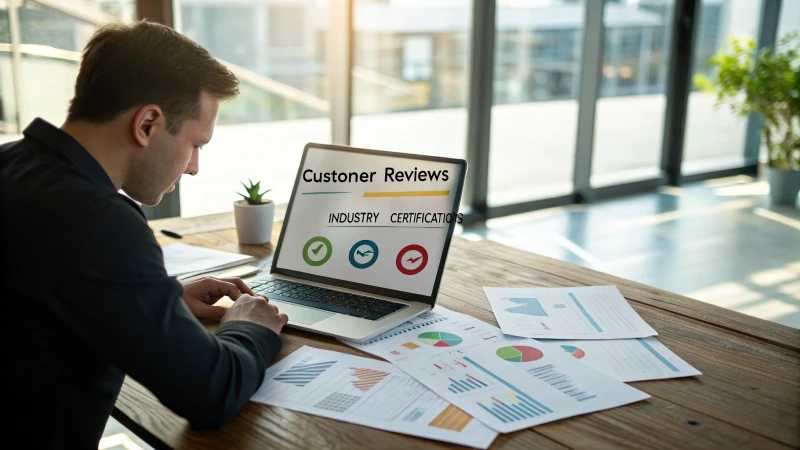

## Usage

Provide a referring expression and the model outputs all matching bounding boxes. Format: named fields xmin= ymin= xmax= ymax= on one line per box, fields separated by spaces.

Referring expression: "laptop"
xmin=248 ymin=143 xmax=466 ymax=343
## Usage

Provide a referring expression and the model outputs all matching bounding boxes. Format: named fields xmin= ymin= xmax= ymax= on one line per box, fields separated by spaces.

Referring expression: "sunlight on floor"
xmin=713 ymin=181 xmax=770 ymax=197
xmin=750 ymin=266 xmax=799 ymax=287
xmin=687 ymin=282 xmax=766 ymax=309
xmin=753 ymin=208 xmax=800 ymax=231
xmin=737 ymin=299 xmax=800 ymax=323
xmin=688 ymin=262 xmax=800 ymax=328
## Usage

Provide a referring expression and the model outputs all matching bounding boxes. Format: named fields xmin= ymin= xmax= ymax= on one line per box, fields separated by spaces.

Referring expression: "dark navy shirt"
xmin=1 ymin=118 xmax=281 ymax=449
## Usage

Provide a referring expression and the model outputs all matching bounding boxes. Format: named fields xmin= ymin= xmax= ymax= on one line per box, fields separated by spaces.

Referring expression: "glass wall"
xmin=349 ymin=0 xmax=471 ymax=164
xmin=488 ymin=0 xmax=584 ymax=206
xmin=591 ymin=0 xmax=675 ymax=187
xmin=5 ymin=0 xmax=793 ymax=219
xmin=777 ymin=0 xmax=800 ymax=38
xmin=175 ymin=0 xmax=332 ymax=216
xmin=682 ymin=0 xmax=762 ymax=173
xmin=0 ymin=6 xmax=13 ymax=138
xmin=0 ymin=0 xmax=135 ymax=141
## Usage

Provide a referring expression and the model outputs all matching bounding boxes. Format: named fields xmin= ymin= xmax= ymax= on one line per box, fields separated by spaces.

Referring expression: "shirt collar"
xmin=23 ymin=118 xmax=116 ymax=190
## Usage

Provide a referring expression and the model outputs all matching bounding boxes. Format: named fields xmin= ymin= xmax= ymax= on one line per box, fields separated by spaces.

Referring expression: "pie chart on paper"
xmin=559 ymin=345 xmax=586 ymax=359
xmin=418 ymin=332 xmax=463 ymax=347
xmin=496 ymin=345 xmax=544 ymax=362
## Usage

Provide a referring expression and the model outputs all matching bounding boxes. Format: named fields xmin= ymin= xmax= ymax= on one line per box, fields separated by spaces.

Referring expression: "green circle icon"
xmin=302 ymin=236 xmax=333 ymax=266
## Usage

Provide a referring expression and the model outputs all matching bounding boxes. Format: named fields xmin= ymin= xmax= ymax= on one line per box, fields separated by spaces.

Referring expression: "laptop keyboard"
xmin=248 ymin=278 xmax=408 ymax=321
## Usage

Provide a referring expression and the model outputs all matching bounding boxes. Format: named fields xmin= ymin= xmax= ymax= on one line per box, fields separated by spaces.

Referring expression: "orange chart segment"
xmin=349 ymin=367 xmax=390 ymax=391
xmin=428 ymin=404 xmax=472 ymax=432
xmin=402 ymin=342 xmax=421 ymax=350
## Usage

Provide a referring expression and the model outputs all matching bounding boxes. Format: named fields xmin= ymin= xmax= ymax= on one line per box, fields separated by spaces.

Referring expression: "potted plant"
xmin=234 ymin=180 xmax=274 ymax=244
xmin=695 ymin=32 xmax=799 ymax=205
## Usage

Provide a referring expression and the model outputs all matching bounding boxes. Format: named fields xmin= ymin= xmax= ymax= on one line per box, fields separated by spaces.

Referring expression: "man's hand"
xmin=181 ymin=277 xmax=255 ymax=321
xmin=222 ymin=295 xmax=289 ymax=335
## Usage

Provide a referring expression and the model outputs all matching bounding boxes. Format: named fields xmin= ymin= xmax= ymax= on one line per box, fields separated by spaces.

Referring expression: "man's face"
xmin=125 ymin=91 xmax=219 ymax=206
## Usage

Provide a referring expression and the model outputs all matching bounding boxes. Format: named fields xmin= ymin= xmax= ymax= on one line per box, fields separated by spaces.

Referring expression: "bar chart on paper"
xmin=253 ymin=347 xmax=498 ymax=449
xmin=402 ymin=353 xmax=561 ymax=432
xmin=477 ymin=391 xmax=553 ymax=424
xmin=484 ymin=286 xmax=658 ymax=339
xmin=274 ymin=359 xmax=336 ymax=387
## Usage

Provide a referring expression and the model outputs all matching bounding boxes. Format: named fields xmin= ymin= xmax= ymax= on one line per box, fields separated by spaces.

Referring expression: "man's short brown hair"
xmin=67 ymin=21 xmax=239 ymax=133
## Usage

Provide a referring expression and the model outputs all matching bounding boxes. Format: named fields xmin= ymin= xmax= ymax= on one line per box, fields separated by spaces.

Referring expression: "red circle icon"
xmin=396 ymin=244 xmax=429 ymax=275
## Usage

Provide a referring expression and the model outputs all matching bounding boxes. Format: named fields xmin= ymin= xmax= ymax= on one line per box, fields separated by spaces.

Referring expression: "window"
xmin=269 ymin=6 xmax=306 ymax=49
xmin=175 ymin=0 xmax=331 ymax=217
xmin=0 ymin=0 xmax=134 ymax=138
xmin=488 ymin=1 xmax=584 ymax=205
xmin=591 ymin=0 xmax=674 ymax=187
xmin=350 ymin=0 xmax=472 ymax=166
xmin=682 ymin=0 xmax=762 ymax=173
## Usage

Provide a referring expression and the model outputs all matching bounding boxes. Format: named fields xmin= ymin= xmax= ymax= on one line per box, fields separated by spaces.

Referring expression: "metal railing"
xmin=0 ymin=0 xmax=420 ymax=132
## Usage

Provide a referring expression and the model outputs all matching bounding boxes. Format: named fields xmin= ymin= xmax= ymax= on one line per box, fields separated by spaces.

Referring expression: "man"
xmin=0 ymin=21 xmax=288 ymax=448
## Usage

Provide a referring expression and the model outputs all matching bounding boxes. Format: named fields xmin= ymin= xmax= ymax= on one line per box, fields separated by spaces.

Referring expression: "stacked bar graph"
xmin=461 ymin=356 xmax=553 ymax=424
xmin=447 ymin=374 xmax=489 ymax=393
xmin=274 ymin=360 xmax=336 ymax=387
xmin=527 ymin=364 xmax=597 ymax=402
xmin=349 ymin=367 xmax=389 ymax=391
xmin=476 ymin=392 xmax=553 ymax=423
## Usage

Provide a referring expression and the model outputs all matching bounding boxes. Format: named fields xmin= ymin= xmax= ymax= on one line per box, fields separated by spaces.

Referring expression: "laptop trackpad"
xmin=271 ymin=300 xmax=335 ymax=325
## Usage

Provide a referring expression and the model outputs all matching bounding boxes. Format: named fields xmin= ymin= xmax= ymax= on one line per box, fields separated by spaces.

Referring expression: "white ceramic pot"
xmin=234 ymin=200 xmax=274 ymax=245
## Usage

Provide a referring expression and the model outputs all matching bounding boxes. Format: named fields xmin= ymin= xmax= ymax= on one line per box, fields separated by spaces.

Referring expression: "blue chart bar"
xmin=463 ymin=357 xmax=553 ymax=418
xmin=477 ymin=393 xmax=552 ymax=423
xmin=568 ymin=293 xmax=603 ymax=332
xmin=636 ymin=338 xmax=679 ymax=372
xmin=403 ymin=408 xmax=424 ymax=422
xmin=448 ymin=376 xmax=485 ymax=393
xmin=274 ymin=361 xmax=336 ymax=387
xmin=527 ymin=364 xmax=597 ymax=402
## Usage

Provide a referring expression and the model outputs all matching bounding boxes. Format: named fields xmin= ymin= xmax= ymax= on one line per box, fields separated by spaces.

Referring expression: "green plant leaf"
xmin=699 ymin=32 xmax=799 ymax=168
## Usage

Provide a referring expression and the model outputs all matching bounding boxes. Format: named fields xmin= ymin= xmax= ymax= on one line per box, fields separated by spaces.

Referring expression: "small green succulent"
xmin=238 ymin=179 xmax=272 ymax=205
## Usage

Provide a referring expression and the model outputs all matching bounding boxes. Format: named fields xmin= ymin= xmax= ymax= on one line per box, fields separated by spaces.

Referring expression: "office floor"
xmin=100 ymin=174 xmax=798 ymax=449
xmin=460 ymin=175 xmax=800 ymax=329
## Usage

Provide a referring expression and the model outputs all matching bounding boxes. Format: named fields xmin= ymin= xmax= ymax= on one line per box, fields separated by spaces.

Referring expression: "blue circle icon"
xmin=349 ymin=240 xmax=379 ymax=269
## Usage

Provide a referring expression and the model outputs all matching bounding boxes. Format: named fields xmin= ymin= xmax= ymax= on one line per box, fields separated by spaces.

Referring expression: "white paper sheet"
xmin=251 ymin=346 xmax=498 ymax=449
xmin=546 ymin=338 xmax=701 ymax=382
xmin=341 ymin=307 xmax=650 ymax=433
xmin=161 ymin=243 xmax=254 ymax=279
xmin=484 ymin=286 xmax=658 ymax=339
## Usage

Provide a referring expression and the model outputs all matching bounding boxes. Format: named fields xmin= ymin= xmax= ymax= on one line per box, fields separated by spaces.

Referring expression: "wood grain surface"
xmin=113 ymin=215 xmax=800 ymax=450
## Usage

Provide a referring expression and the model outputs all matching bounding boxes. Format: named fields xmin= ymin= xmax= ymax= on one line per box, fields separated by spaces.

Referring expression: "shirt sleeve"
xmin=47 ymin=192 xmax=280 ymax=429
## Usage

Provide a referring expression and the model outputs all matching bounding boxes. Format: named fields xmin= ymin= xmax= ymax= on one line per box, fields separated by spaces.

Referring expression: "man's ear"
xmin=132 ymin=105 xmax=165 ymax=147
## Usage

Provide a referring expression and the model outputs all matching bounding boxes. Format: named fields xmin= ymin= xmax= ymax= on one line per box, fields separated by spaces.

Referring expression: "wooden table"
xmin=113 ymin=214 xmax=800 ymax=450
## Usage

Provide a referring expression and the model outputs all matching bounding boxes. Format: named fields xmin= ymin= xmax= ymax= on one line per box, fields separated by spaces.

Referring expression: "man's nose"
xmin=184 ymin=148 xmax=199 ymax=176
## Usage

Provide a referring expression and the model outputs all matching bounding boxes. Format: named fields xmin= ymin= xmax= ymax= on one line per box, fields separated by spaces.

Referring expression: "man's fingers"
xmin=221 ymin=277 xmax=255 ymax=296
xmin=186 ymin=299 xmax=228 ymax=321
xmin=278 ymin=313 xmax=289 ymax=325
xmin=204 ymin=279 xmax=243 ymax=302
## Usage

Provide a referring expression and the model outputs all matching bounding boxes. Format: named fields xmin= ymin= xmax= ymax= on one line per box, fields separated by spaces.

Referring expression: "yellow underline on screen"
xmin=363 ymin=190 xmax=450 ymax=198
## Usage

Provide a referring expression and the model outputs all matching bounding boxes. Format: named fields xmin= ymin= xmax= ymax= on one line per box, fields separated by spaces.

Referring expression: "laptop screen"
xmin=272 ymin=144 xmax=466 ymax=303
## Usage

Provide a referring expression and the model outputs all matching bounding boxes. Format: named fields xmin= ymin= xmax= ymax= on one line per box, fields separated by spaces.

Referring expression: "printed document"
xmin=484 ymin=286 xmax=657 ymax=339
xmin=342 ymin=307 xmax=650 ymax=433
xmin=251 ymin=346 xmax=497 ymax=449
xmin=547 ymin=338 xmax=701 ymax=382
xmin=162 ymin=243 xmax=254 ymax=279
